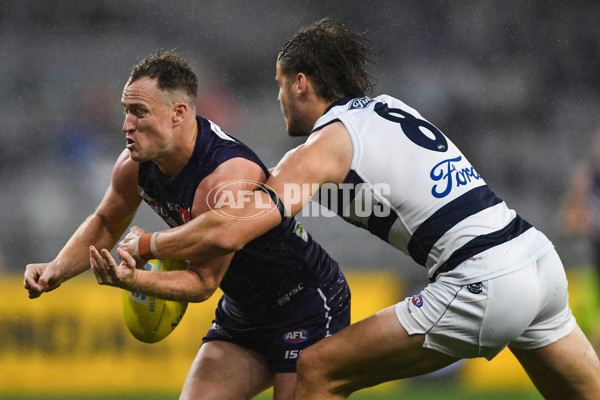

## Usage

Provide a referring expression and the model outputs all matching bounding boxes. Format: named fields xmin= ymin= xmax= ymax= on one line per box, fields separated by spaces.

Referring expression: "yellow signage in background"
xmin=5 ymin=268 xmax=591 ymax=397
xmin=0 ymin=271 xmax=404 ymax=397
xmin=1 ymin=273 xmax=219 ymax=396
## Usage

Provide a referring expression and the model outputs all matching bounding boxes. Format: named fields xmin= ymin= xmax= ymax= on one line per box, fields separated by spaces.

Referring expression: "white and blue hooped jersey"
xmin=313 ymin=95 xmax=553 ymax=283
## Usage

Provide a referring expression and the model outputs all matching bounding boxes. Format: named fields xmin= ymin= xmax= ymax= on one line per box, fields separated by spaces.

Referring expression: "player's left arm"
xmin=90 ymin=245 xmax=233 ymax=302
xmin=94 ymin=157 xmax=266 ymax=302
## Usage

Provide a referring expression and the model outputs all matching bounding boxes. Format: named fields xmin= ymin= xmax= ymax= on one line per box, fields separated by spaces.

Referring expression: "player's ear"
xmin=296 ymin=73 xmax=308 ymax=95
xmin=173 ymin=102 xmax=188 ymax=125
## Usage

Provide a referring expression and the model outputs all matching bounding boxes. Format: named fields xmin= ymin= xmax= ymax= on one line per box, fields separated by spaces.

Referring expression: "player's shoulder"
xmin=198 ymin=116 xmax=238 ymax=144
xmin=198 ymin=116 xmax=264 ymax=162
xmin=282 ymin=121 xmax=352 ymax=184
xmin=112 ymin=149 xmax=139 ymax=184
xmin=205 ymin=156 xmax=266 ymax=183
xmin=114 ymin=149 xmax=139 ymax=170
xmin=113 ymin=148 xmax=134 ymax=164
xmin=308 ymin=120 xmax=349 ymax=147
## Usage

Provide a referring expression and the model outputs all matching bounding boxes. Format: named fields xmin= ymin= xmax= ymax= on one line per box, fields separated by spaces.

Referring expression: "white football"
xmin=122 ymin=259 xmax=189 ymax=343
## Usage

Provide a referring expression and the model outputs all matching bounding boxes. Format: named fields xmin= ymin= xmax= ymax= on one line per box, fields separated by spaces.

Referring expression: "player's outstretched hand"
xmin=90 ymin=246 xmax=137 ymax=290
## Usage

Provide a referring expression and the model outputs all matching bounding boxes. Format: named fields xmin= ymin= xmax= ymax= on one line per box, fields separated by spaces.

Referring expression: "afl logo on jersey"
xmin=283 ymin=329 xmax=309 ymax=344
xmin=411 ymin=294 xmax=424 ymax=308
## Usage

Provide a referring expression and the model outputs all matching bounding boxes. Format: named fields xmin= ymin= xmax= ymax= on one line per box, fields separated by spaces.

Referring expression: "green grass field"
xmin=0 ymin=383 xmax=542 ymax=400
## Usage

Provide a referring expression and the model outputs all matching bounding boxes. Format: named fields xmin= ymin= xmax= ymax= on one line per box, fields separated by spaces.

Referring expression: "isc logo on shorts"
xmin=210 ymin=322 xmax=233 ymax=339
xmin=283 ymin=329 xmax=309 ymax=343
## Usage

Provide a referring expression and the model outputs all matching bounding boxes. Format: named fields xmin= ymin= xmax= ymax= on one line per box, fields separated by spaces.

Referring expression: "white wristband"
xmin=136 ymin=232 xmax=158 ymax=260
xmin=150 ymin=232 xmax=159 ymax=259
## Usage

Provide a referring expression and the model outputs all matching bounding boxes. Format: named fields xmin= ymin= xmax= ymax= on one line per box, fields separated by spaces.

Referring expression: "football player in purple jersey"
xmin=24 ymin=51 xmax=350 ymax=400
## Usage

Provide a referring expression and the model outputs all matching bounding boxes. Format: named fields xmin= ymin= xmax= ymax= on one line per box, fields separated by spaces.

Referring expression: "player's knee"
xmin=296 ymin=346 xmax=328 ymax=386
xmin=296 ymin=347 xmax=317 ymax=380
xmin=296 ymin=346 xmax=353 ymax=397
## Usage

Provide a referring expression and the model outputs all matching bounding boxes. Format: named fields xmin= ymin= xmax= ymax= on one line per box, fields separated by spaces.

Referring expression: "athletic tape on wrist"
xmin=137 ymin=232 xmax=158 ymax=260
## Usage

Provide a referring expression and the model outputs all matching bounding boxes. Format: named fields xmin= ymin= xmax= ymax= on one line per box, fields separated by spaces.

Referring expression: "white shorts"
xmin=395 ymin=249 xmax=576 ymax=360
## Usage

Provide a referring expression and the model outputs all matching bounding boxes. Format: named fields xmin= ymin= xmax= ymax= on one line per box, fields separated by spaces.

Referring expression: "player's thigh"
xmin=180 ymin=340 xmax=273 ymax=400
xmin=297 ymin=306 xmax=458 ymax=392
xmin=510 ymin=325 xmax=600 ymax=399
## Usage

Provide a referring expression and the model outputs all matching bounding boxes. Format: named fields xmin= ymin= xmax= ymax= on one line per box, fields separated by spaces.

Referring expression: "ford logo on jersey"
xmin=430 ymin=156 xmax=481 ymax=198
xmin=283 ymin=329 xmax=309 ymax=343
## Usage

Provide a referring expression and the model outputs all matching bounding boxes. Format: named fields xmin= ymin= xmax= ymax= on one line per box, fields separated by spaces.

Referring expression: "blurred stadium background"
xmin=1 ymin=1 xmax=600 ymax=398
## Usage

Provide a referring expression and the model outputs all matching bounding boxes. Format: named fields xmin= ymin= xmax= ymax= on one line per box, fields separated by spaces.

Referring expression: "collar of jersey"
xmin=323 ymin=97 xmax=352 ymax=115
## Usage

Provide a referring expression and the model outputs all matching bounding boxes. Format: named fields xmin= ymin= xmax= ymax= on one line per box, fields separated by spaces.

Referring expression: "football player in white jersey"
xmin=118 ymin=19 xmax=600 ymax=399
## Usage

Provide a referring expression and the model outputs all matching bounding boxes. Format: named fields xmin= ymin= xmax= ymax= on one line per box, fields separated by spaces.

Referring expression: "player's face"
xmin=121 ymin=77 xmax=175 ymax=162
xmin=276 ymin=62 xmax=311 ymax=137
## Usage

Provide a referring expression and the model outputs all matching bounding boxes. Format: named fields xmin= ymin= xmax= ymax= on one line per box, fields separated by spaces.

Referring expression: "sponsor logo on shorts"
xmin=284 ymin=349 xmax=302 ymax=359
xmin=277 ymin=282 xmax=305 ymax=306
xmin=210 ymin=322 xmax=233 ymax=339
xmin=411 ymin=294 xmax=424 ymax=308
xmin=467 ymin=282 xmax=483 ymax=294
xmin=283 ymin=329 xmax=309 ymax=344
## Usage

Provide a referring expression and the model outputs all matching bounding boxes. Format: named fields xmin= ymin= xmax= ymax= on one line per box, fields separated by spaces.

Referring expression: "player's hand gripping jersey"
xmin=314 ymin=95 xmax=552 ymax=283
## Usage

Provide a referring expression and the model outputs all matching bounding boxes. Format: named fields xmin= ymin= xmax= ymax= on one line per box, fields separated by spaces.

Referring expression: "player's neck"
xmin=306 ymin=96 xmax=331 ymax=126
xmin=155 ymin=123 xmax=197 ymax=180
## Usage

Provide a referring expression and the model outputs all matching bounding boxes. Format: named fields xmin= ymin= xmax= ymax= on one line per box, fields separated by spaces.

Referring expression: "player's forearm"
xmin=128 ymin=269 xmax=217 ymax=303
xmin=152 ymin=213 xmax=240 ymax=261
xmin=56 ymin=214 xmax=125 ymax=279
xmin=134 ymin=194 xmax=281 ymax=261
